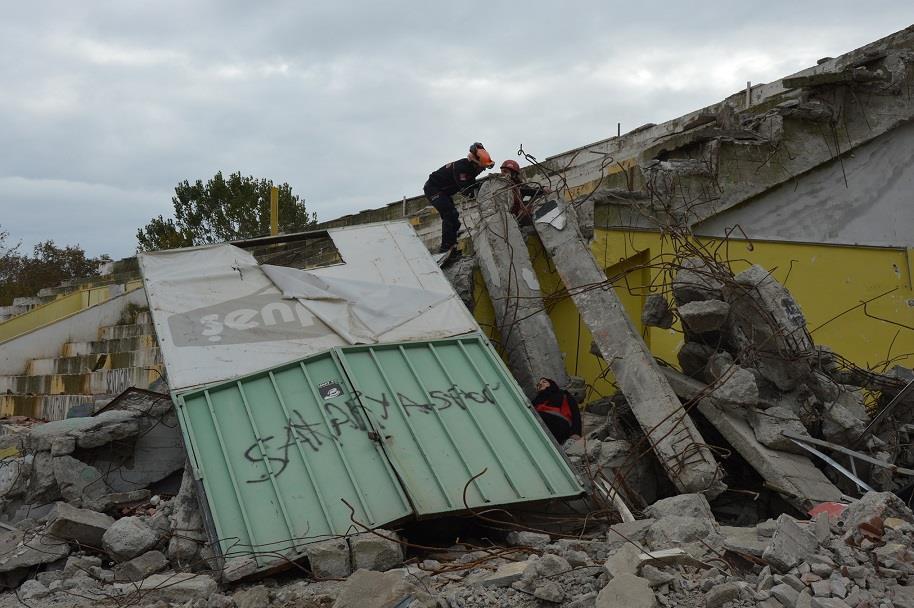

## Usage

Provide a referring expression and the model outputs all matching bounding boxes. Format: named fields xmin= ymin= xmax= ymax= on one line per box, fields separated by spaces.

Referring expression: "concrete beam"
xmin=469 ymin=179 xmax=568 ymax=398
xmin=531 ymin=196 xmax=723 ymax=497
xmin=661 ymin=366 xmax=843 ymax=511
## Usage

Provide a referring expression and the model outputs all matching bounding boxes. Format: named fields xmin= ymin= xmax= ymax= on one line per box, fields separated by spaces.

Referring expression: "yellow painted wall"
xmin=472 ymin=229 xmax=914 ymax=402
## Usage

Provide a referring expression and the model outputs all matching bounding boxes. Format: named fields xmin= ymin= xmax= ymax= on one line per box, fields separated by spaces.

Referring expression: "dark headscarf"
xmin=533 ymin=378 xmax=565 ymax=410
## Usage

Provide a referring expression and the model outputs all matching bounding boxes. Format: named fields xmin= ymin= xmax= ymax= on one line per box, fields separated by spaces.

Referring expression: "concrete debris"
xmin=45 ymin=501 xmax=114 ymax=547
xmin=749 ymin=406 xmax=813 ymax=453
xmin=348 ymin=530 xmax=404 ymax=572
xmin=596 ymin=573 xmax=657 ymax=608
xmin=102 ymin=516 xmax=160 ymax=562
xmin=305 ymin=537 xmax=352 ymax=579
xmin=678 ymin=299 xmax=730 ymax=334
xmin=114 ymin=550 xmax=168 ymax=582
xmin=641 ymin=294 xmax=674 ymax=329
xmin=672 ymin=258 xmax=725 ymax=305
xmin=762 ymin=514 xmax=820 ymax=572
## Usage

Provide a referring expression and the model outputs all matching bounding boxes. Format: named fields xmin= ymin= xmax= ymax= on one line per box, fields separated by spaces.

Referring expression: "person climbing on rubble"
xmin=423 ymin=142 xmax=494 ymax=254
xmin=532 ymin=377 xmax=582 ymax=444
xmin=499 ymin=159 xmax=550 ymax=225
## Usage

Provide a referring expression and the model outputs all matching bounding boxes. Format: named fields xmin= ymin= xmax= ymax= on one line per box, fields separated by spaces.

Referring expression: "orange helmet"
xmin=469 ymin=142 xmax=494 ymax=169
xmin=500 ymin=159 xmax=520 ymax=174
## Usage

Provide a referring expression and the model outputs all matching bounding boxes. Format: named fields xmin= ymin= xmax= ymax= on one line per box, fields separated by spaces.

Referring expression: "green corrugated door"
xmin=175 ymin=351 xmax=413 ymax=571
xmin=175 ymin=333 xmax=583 ymax=574
xmin=336 ymin=336 xmax=583 ymax=515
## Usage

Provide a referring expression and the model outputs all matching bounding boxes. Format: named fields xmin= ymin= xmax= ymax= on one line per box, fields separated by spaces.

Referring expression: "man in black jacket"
xmin=423 ymin=142 xmax=494 ymax=254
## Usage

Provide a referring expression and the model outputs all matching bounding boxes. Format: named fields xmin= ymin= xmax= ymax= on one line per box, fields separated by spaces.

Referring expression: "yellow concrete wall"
xmin=472 ymin=229 xmax=914 ymax=403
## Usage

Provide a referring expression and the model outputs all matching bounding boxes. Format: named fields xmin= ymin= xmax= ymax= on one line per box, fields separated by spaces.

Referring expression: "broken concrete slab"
xmin=533 ymin=194 xmax=723 ymax=497
xmin=672 ymin=258 xmax=725 ymax=305
xmin=661 ymin=367 xmax=843 ymax=511
xmin=114 ymin=550 xmax=168 ymax=582
xmin=332 ymin=569 xmax=417 ymax=608
xmin=707 ymin=352 xmax=760 ymax=407
xmin=762 ymin=515 xmax=819 ymax=572
xmin=0 ymin=528 xmax=70 ymax=589
xmin=749 ymin=406 xmax=812 ymax=453
xmin=596 ymin=573 xmax=657 ymax=608
xmin=679 ymin=299 xmax=731 ymax=333
xmin=29 ymin=409 xmax=140 ymax=453
xmin=470 ymin=178 xmax=569 ymax=396
xmin=723 ymin=264 xmax=814 ymax=391
xmin=112 ymin=572 xmax=217 ymax=604
xmin=45 ymin=501 xmax=114 ymax=547
xmin=52 ymin=455 xmax=113 ymax=509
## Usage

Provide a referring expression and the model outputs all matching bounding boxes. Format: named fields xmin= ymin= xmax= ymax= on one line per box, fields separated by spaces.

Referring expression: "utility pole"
xmin=270 ymin=186 xmax=279 ymax=236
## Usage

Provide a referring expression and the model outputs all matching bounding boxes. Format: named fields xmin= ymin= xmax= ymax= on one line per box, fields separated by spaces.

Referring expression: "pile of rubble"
xmin=4 ymin=489 xmax=910 ymax=607
xmin=637 ymin=258 xmax=914 ymax=501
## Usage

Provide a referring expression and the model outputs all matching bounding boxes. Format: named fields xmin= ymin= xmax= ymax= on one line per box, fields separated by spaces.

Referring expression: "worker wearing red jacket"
xmin=423 ymin=143 xmax=494 ymax=254
xmin=532 ymin=377 xmax=582 ymax=444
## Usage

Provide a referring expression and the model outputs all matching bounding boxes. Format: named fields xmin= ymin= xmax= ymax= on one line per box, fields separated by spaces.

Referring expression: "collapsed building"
xmin=0 ymin=23 xmax=912 ymax=608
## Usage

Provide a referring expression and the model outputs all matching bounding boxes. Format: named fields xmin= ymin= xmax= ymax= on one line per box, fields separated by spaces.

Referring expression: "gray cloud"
xmin=1 ymin=2 xmax=912 ymax=257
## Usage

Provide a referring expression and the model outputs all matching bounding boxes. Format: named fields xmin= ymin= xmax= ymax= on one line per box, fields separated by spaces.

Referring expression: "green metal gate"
xmin=175 ymin=334 xmax=583 ymax=573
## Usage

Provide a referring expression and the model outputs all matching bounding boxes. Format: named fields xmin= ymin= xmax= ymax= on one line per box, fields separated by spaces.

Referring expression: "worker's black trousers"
xmin=427 ymin=191 xmax=460 ymax=252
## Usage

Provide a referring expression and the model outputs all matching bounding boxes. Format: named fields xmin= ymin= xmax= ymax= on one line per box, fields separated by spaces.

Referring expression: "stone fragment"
xmin=811 ymin=580 xmax=832 ymax=597
xmin=672 ymin=258 xmax=724 ymax=305
xmin=506 ymin=530 xmax=551 ymax=549
xmin=644 ymin=494 xmax=715 ymax=521
xmin=349 ymin=531 xmax=404 ymax=572
xmin=113 ymin=572 xmax=217 ymax=604
xmin=607 ymin=519 xmax=655 ymax=550
xmin=841 ymin=491 xmax=914 ymax=532
xmin=810 ymin=598 xmax=852 ymax=608
xmin=332 ymin=569 xmax=415 ymax=608
xmin=707 ymin=353 xmax=759 ymax=406
xmin=772 ymin=582 xmax=800 ymax=607
xmin=63 ymin=554 xmax=102 ymax=577
xmin=596 ymin=573 xmax=656 ymax=608
xmin=640 ymin=564 xmax=674 ymax=587
xmin=762 ymin=515 xmax=819 ymax=572
xmin=748 ymin=406 xmax=812 ymax=453
xmin=642 ymin=294 xmax=674 ymax=329
xmin=646 ymin=516 xmax=716 ymax=547
xmin=234 ymin=584 xmax=270 ymax=608
xmin=25 ymin=451 xmax=60 ymax=505
xmin=706 ymin=582 xmax=743 ymax=608
xmin=604 ymin=543 xmax=643 ymax=578
xmin=677 ymin=342 xmax=717 ymax=378
xmin=19 ymin=578 xmax=50 ymax=600
xmin=534 ymin=579 xmax=565 ymax=603
xmin=115 ymin=550 xmax=167 ymax=582
xmin=471 ymin=560 xmax=528 ymax=587
xmin=306 ymin=537 xmax=351 ymax=579
xmin=679 ymin=299 xmax=730 ymax=333
xmin=45 ymin=501 xmax=114 ymax=547
xmin=102 ymin=516 xmax=159 ymax=562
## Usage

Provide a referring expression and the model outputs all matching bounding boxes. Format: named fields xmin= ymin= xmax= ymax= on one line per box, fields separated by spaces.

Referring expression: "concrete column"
xmin=532 ymin=195 xmax=724 ymax=497
xmin=469 ymin=178 xmax=568 ymax=398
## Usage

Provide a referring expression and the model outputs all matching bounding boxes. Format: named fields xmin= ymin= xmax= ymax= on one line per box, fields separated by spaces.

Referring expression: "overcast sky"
xmin=1 ymin=3 xmax=911 ymax=259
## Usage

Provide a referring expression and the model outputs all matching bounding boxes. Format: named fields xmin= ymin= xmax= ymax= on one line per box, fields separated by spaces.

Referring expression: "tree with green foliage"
xmin=0 ymin=227 xmax=105 ymax=305
xmin=136 ymin=172 xmax=317 ymax=251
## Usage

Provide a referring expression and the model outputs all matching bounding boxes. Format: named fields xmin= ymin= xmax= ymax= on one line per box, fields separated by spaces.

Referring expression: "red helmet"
xmin=500 ymin=159 xmax=520 ymax=174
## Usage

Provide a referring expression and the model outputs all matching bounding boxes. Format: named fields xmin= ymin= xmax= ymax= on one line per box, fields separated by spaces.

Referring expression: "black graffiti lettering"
xmin=396 ymin=392 xmax=435 ymax=416
xmin=240 ymin=381 xmax=502 ymax=481
xmin=428 ymin=390 xmax=454 ymax=410
xmin=243 ymin=436 xmax=290 ymax=482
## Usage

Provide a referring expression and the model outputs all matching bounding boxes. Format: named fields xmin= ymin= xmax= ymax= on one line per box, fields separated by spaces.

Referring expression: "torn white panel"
xmin=262 ymin=265 xmax=450 ymax=345
xmin=140 ymin=222 xmax=479 ymax=391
